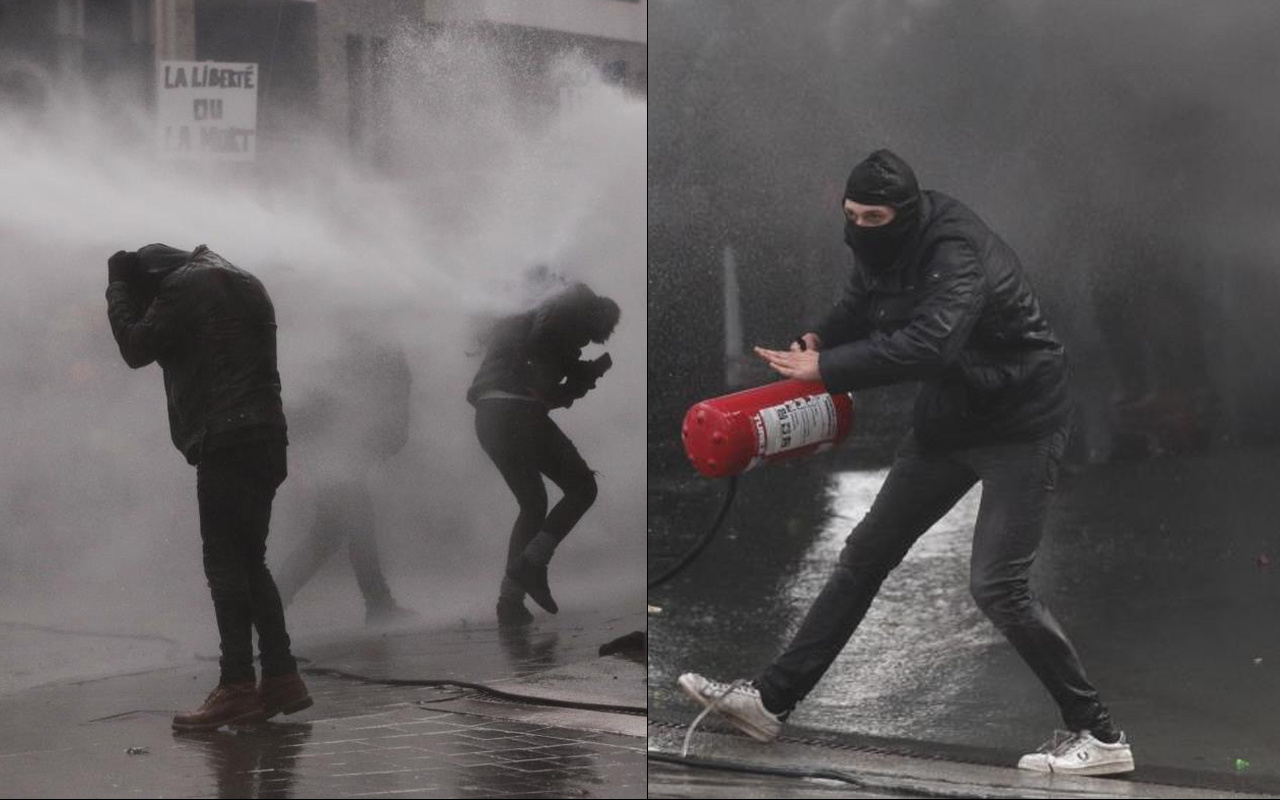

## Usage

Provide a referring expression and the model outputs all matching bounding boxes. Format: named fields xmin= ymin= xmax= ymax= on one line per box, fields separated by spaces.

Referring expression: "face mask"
xmin=844 ymin=210 xmax=917 ymax=270
xmin=841 ymin=149 xmax=923 ymax=270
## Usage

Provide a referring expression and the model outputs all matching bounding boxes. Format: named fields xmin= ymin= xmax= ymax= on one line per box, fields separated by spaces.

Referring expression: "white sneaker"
xmin=677 ymin=672 xmax=785 ymax=743
xmin=1018 ymin=730 xmax=1135 ymax=776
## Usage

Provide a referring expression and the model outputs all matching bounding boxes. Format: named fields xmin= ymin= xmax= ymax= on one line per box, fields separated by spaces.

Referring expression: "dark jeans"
xmin=196 ymin=439 xmax=297 ymax=684
xmin=275 ymin=480 xmax=393 ymax=610
xmin=474 ymin=400 xmax=598 ymax=574
xmin=759 ymin=427 xmax=1113 ymax=733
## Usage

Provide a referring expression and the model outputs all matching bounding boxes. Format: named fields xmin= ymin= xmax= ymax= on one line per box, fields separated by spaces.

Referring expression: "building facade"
xmin=1 ymin=0 xmax=645 ymax=164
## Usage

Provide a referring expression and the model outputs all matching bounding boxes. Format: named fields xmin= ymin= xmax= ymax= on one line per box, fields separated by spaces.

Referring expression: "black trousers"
xmin=474 ymin=400 xmax=598 ymax=576
xmin=759 ymin=427 xmax=1113 ymax=733
xmin=275 ymin=480 xmax=394 ymax=610
xmin=196 ymin=439 xmax=297 ymax=684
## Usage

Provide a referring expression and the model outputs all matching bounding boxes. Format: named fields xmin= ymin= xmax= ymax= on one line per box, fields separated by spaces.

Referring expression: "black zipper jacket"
xmin=813 ymin=191 xmax=1071 ymax=449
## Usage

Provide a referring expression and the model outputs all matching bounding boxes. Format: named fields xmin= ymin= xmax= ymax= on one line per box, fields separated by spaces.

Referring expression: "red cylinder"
xmin=681 ymin=379 xmax=855 ymax=478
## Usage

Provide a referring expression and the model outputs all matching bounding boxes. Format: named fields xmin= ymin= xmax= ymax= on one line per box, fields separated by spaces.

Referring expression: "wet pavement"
xmin=647 ymin=725 xmax=1273 ymax=799
xmin=649 ymin=446 xmax=1280 ymax=794
xmin=0 ymin=604 xmax=646 ymax=798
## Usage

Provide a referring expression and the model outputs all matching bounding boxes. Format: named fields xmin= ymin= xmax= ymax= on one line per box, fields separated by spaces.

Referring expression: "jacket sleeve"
xmin=810 ymin=265 xmax=872 ymax=348
xmin=523 ymin=304 xmax=580 ymax=406
xmin=555 ymin=359 xmax=601 ymax=408
xmin=529 ymin=355 xmax=593 ymax=409
xmin=105 ymin=279 xmax=190 ymax=369
xmin=817 ymin=240 xmax=986 ymax=392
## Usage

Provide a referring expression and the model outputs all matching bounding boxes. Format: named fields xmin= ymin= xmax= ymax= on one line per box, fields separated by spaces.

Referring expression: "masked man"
xmin=678 ymin=150 xmax=1133 ymax=776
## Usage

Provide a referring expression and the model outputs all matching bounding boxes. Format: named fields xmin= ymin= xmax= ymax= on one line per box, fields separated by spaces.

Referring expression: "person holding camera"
xmin=467 ymin=281 xmax=620 ymax=626
xmin=105 ymin=244 xmax=310 ymax=730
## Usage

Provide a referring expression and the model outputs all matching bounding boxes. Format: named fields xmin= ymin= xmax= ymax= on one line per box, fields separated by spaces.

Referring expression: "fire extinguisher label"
xmin=754 ymin=394 xmax=839 ymax=457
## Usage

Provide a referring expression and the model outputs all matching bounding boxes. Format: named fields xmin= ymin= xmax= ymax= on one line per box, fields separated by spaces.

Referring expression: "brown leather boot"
xmin=172 ymin=682 xmax=266 ymax=731
xmin=259 ymin=672 xmax=313 ymax=719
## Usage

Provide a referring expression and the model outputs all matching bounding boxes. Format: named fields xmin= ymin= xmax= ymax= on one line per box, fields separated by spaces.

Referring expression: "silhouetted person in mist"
xmin=105 ymin=244 xmax=311 ymax=731
xmin=1089 ymin=226 xmax=1214 ymax=458
xmin=274 ymin=326 xmax=419 ymax=626
xmin=679 ymin=150 xmax=1134 ymax=776
xmin=468 ymin=280 xmax=619 ymax=626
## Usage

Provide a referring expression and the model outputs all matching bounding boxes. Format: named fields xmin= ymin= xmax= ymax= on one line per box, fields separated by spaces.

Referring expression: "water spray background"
xmin=0 ymin=29 xmax=645 ymax=675
xmin=648 ymin=0 xmax=1280 ymax=462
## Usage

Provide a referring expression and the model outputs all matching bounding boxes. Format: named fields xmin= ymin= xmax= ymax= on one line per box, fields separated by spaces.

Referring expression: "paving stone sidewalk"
xmin=0 ymin=608 xmax=646 ymax=798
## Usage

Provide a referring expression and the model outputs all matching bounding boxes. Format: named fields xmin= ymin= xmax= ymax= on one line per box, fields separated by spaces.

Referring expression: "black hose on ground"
xmin=87 ymin=666 xmax=646 ymax=722
xmin=299 ymin=663 xmax=646 ymax=716
xmin=648 ymin=475 xmax=738 ymax=590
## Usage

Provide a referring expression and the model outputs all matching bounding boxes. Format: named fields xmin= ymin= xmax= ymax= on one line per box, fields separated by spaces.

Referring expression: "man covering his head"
xmin=468 ymin=279 xmax=619 ymax=626
xmin=106 ymin=243 xmax=311 ymax=730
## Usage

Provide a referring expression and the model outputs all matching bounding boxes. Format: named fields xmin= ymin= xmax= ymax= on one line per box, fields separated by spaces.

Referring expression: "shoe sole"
xmin=171 ymin=708 xmax=268 ymax=731
xmin=1019 ymin=754 xmax=1136 ymax=776
xmin=262 ymin=695 xmax=314 ymax=721
xmin=676 ymin=674 xmax=780 ymax=743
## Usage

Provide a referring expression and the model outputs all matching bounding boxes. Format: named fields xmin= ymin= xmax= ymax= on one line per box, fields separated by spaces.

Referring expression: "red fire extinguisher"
xmin=651 ymin=380 xmax=856 ymax=592
xmin=681 ymin=379 xmax=856 ymax=478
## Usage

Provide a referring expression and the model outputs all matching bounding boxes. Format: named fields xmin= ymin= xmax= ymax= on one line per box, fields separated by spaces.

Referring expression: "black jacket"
xmin=814 ymin=191 xmax=1070 ymax=449
xmin=467 ymin=284 xmax=600 ymax=409
xmin=106 ymin=244 xmax=287 ymax=464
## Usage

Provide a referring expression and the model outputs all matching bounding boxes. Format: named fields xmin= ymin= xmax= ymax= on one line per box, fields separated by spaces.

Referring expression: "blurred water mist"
xmin=0 ymin=28 xmax=645 ymax=680
xmin=648 ymin=0 xmax=1280 ymax=466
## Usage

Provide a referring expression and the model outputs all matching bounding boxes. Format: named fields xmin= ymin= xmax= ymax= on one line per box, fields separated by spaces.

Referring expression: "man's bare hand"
xmin=754 ymin=346 xmax=821 ymax=382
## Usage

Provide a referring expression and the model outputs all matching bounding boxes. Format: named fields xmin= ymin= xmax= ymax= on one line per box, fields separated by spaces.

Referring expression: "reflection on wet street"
xmin=174 ymin=724 xmax=313 ymax=799
xmin=0 ymin=606 xmax=646 ymax=798
xmin=779 ymin=470 xmax=998 ymax=738
xmin=650 ymin=448 xmax=1280 ymax=789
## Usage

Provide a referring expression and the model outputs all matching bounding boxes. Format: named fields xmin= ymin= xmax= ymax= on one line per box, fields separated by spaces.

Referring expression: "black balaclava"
xmin=843 ymin=149 xmax=923 ymax=270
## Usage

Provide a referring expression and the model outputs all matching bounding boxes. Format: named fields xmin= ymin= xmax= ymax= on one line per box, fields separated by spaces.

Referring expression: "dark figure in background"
xmin=106 ymin=244 xmax=311 ymax=731
xmin=1089 ymin=228 xmax=1215 ymax=458
xmin=468 ymin=282 xmax=620 ymax=626
xmin=274 ymin=328 xmax=419 ymax=626
xmin=678 ymin=150 xmax=1134 ymax=776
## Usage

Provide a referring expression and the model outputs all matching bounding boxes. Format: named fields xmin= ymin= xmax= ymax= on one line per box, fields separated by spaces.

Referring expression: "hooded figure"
xmin=468 ymin=280 xmax=620 ymax=626
xmin=467 ymin=281 xmax=619 ymax=409
xmin=107 ymin=244 xmax=287 ymax=463
xmin=842 ymin=148 xmax=924 ymax=271
xmin=679 ymin=150 xmax=1134 ymax=779
xmin=105 ymin=244 xmax=309 ymax=731
xmin=273 ymin=324 xmax=419 ymax=627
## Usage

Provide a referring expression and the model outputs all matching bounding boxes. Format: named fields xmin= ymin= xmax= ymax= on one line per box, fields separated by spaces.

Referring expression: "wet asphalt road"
xmin=649 ymin=445 xmax=1280 ymax=791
